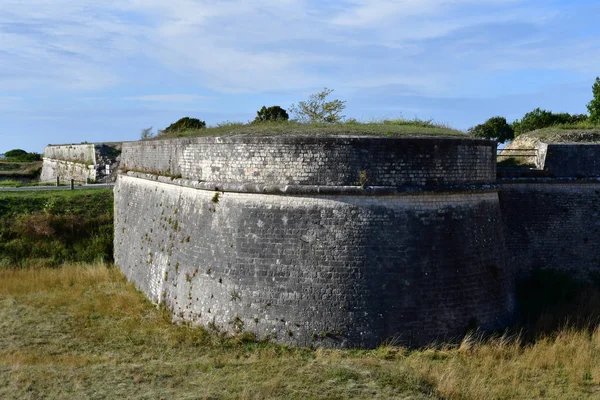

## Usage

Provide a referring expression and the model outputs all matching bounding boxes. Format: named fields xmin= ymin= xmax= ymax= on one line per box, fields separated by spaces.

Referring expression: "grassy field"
xmin=0 ymin=189 xmax=113 ymax=267
xmin=0 ymin=263 xmax=598 ymax=399
xmin=153 ymin=119 xmax=465 ymax=140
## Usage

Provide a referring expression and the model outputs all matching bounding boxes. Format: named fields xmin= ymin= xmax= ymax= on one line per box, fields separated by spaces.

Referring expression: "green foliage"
xmin=587 ymin=77 xmax=600 ymax=123
xmin=0 ymin=189 xmax=113 ymax=267
xmin=163 ymin=117 xmax=206 ymax=133
xmin=4 ymin=149 xmax=28 ymax=159
xmin=289 ymin=88 xmax=346 ymax=123
xmin=3 ymin=149 xmax=41 ymax=162
xmin=468 ymin=116 xmax=514 ymax=143
xmin=512 ymin=108 xmax=588 ymax=136
xmin=253 ymin=106 xmax=289 ymax=123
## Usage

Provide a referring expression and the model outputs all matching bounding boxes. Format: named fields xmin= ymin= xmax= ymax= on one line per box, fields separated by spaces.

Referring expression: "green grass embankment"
xmin=0 ymin=189 xmax=113 ymax=267
xmin=154 ymin=119 xmax=465 ymax=139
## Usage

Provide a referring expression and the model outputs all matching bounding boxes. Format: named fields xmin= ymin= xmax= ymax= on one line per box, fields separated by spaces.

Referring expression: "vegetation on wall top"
xmin=253 ymin=105 xmax=289 ymax=123
xmin=471 ymin=77 xmax=600 ymax=143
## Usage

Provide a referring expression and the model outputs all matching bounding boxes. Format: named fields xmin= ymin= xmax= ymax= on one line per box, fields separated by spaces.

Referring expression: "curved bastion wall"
xmin=114 ymin=136 xmax=515 ymax=348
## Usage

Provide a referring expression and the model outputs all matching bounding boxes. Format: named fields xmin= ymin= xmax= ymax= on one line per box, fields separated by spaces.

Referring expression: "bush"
xmin=587 ymin=77 xmax=600 ymax=123
xmin=3 ymin=149 xmax=41 ymax=162
xmin=163 ymin=117 xmax=206 ymax=133
xmin=289 ymin=88 xmax=346 ymax=123
xmin=468 ymin=116 xmax=514 ymax=143
xmin=4 ymin=149 xmax=28 ymax=159
xmin=0 ymin=190 xmax=114 ymax=267
xmin=512 ymin=108 xmax=588 ymax=136
xmin=253 ymin=106 xmax=289 ymax=123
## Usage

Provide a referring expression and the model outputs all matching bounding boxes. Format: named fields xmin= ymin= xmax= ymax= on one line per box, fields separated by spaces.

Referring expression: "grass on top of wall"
xmin=0 ymin=189 xmax=113 ymax=267
xmin=1 ymin=262 xmax=600 ymax=399
xmin=153 ymin=119 xmax=466 ymax=140
xmin=517 ymin=124 xmax=600 ymax=143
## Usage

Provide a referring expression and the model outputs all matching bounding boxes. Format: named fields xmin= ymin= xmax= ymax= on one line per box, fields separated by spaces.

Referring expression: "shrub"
xmin=164 ymin=117 xmax=206 ymax=133
xmin=468 ymin=116 xmax=514 ymax=144
xmin=512 ymin=108 xmax=588 ymax=136
xmin=253 ymin=106 xmax=289 ymax=123
xmin=4 ymin=149 xmax=28 ymax=159
xmin=3 ymin=149 xmax=41 ymax=162
xmin=0 ymin=190 xmax=114 ymax=267
xmin=289 ymin=88 xmax=346 ymax=123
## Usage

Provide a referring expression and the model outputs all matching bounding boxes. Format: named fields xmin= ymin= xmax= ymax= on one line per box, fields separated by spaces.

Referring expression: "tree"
xmin=3 ymin=149 xmax=41 ymax=162
xmin=468 ymin=117 xmax=514 ymax=144
xmin=587 ymin=76 xmax=600 ymax=123
xmin=289 ymin=88 xmax=346 ymax=123
xmin=164 ymin=117 xmax=206 ymax=133
xmin=253 ymin=105 xmax=289 ymax=122
xmin=140 ymin=126 xmax=155 ymax=140
xmin=4 ymin=149 xmax=28 ymax=159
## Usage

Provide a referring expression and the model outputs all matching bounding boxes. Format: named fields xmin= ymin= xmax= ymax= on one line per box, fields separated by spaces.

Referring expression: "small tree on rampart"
xmin=468 ymin=116 xmax=514 ymax=144
xmin=254 ymin=106 xmax=289 ymax=122
xmin=164 ymin=117 xmax=206 ymax=133
xmin=289 ymin=88 xmax=346 ymax=123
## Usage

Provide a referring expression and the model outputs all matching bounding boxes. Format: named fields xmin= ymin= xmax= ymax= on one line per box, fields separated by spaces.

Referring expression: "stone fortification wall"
xmin=500 ymin=182 xmax=600 ymax=281
xmin=44 ymin=144 xmax=97 ymax=165
xmin=40 ymin=159 xmax=97 ymax=182
xmin=115 ymin=136 xmax=514 ymax=348
xmin=41 ymin=143 xmax=121 ymax=183
xmin=536 ymin=144 xmax=600 ymax=178
xmin=120 ymin=136 xmax=496 ymax=187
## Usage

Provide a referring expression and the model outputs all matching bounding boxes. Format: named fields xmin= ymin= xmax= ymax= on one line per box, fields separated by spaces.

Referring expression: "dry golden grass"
xmin=1 ymin=263 xmax=600 ymax=399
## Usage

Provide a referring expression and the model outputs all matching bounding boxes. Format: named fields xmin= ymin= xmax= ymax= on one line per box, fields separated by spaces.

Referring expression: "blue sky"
xmin=1 ymin=0 xmax=599 ymax=152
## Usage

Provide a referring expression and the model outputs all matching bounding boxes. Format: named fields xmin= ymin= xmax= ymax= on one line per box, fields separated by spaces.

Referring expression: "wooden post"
xmin=56 ymin=177 xmax=60 ymax=186
xmin=70 ymin=179 xmax=75 ymax=190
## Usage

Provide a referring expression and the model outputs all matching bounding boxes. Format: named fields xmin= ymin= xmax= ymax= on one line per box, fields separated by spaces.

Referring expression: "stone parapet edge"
xmin=122 ymin=171 xmax=500 ymax=196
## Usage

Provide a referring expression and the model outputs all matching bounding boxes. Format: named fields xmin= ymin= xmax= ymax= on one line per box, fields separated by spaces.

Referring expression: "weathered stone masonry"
xmin=115 ymin=136 xmax=515 ymax=348
xmin=41 ymin=143 xmax=122 ymax=183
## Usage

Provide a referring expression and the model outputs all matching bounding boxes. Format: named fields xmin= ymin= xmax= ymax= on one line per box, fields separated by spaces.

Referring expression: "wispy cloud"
xmin=2 ymin=0 xmax=598 ymax=97
xmin=124 ymin=94 xmax=212 ymax=103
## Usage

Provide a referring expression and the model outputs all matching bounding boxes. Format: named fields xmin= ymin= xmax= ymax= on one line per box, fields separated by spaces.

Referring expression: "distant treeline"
xmin=469 ymin=77 xmax=600 ymax=143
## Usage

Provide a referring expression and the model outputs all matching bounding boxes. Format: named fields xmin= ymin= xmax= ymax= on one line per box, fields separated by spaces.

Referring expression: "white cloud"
xmin=124 ymin=94 xmax=212 ymax=103
xmin=331 ymin=0 xmax=523 ymax=27
xmin=0 ymin=0 xmax=598 ymax=98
